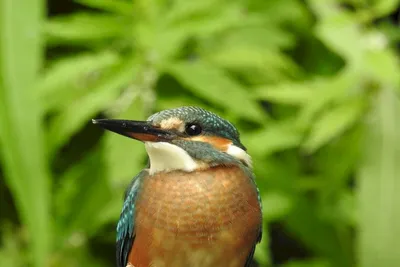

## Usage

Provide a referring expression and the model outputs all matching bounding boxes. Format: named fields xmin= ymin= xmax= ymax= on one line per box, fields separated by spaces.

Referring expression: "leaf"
xmin=167 ymin=3 xmax=253 ymax=35
xmin=285 ymin=197 xmax=351 ymax=266
xmin=357 ymin=88 xmax=400 ymax=267
xmin=38 ymin=52 xmax=120 ymax=112
xmin=261 ymin=191 xmax=293 ymax=221
xmin=76 ymin=0 xmax=134 ymax=15
xmin=165 ymin=0 xmax=220 ymax=23
xmin=45 ymin=13 xmax=131 ymax=43
xmin=54 ymin=146 xmax=113 ymax=237
xmin=166 ymin=61 xmax=266 ymax=122
xmin=147 ymin=4 xmax=264 ymax=61
xmin=104 ymin=96 xmax=147 ymax=186
xmin=0 ymin=226 xmax=26 ymax=267
xmin=200 ymin=25 xmax=297 ymax=78
xmin=302 ymin=98 xmax=365 ymax=152
xmin=0 ymin=0 xmax=51 ymax=266
xmin=246 ymin=0 xmax=311 ymax=28
xmin=255 ymin=84 xmax=315 ymax=105
xmin=47 ymin=61 xmax=137 ymax=156
xmin=364 ymin=48 xmax=400 ymax=86
xmin=242 ymin=120 xmax=303 ymax=157
xmin=314 ymin=11 xmax=364 ymax=62
xmin=217 ymin=26 xmax=295 ymax=50
xmin=296 ymin=74 xmax=354 ymax=129
xmin=372 ymin=0 xmax=400 ymax=17
xmin=283 ymin=259 xmax=331 ymax=267
xmin=207 ymin=46 xmax=298 ymax=76
xmin=157 ymin=96 xmax=214 ymax=113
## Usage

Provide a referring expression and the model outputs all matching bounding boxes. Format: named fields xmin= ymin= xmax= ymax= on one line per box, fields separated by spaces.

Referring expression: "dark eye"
xmin=185 ymin=123 xmax=202 ymax=136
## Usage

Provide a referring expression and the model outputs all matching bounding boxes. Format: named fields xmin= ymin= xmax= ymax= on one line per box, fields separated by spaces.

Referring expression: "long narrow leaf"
xmin=0 ymin=0 xmax=51 ymax=266
xmin=76 ymin=0 xmax=134 ymax=15
xmin=38 ymin=52 xmax=120 ymax=112
xmin=166 ymin=61 xmax=266 ymax=122
xmin=358 ymin=88 xmax=400 ymax=267
xmin=45 ymin=13 xmax=131 ymax=43
xmin=47 ymin=61 xmax=137 ymax=156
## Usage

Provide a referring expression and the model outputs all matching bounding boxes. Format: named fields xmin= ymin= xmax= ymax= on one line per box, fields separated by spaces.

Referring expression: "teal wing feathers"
xmin=116 ymin=170 xmax=148 ymax=267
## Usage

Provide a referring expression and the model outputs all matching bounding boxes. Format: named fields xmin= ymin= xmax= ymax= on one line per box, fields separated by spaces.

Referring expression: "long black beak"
xmin=92 ymin=119 xmax=176 ymax=142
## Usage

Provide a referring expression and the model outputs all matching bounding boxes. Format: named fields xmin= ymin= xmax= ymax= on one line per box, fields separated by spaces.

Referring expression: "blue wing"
xmin=116 ymin=170 xmax=148 ymax=267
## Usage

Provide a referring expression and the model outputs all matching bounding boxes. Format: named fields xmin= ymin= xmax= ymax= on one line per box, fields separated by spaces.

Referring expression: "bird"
xmin=93 ymin=106 xmax=262 ymax=267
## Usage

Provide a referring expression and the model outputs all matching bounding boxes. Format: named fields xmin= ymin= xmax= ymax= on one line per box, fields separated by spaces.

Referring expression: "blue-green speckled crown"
xmin=148 ymin=106 xmax=245 ymax=150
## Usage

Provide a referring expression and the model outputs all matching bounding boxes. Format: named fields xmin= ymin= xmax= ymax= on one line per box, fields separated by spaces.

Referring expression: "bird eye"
xmin=185 ymin=123 xmax=202 ymax=136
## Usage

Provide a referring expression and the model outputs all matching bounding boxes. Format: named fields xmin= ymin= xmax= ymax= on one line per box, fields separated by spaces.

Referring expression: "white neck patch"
xmin=145 ymin=142 xmax=198 ymax=175
xmin=144 ymin=142 xmax=252 ymax=175
xmin=226 ymin=144 xmax=253 ymax=168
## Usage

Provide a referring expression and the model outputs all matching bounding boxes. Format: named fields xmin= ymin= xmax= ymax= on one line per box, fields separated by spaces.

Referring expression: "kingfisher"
xmin=93 ymin=106 xmax=262 ymax=267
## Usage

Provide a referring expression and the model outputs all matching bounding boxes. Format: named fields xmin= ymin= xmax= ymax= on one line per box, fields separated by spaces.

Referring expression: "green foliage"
xmin=0 ymin=1 xmax=51 ymax=266
xmin=0 ymin=0 xmax=399 ymax=266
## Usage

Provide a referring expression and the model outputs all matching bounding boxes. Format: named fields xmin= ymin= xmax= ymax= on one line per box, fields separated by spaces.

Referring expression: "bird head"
xmin=93 ymin=106 xmax=251 ymax=174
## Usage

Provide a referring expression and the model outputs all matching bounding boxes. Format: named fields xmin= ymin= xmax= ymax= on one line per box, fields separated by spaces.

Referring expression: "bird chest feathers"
xmin=130 ymin=165 xmax=262 ymax=267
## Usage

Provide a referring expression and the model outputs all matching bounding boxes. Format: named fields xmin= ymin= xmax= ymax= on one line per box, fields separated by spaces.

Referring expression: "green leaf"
xmin=165 ymin=0 xmax=221 ymax=23
xmin=164 ymin=4 xmax=264 ymax=44
xmin=147 ymin=4 xmax=264 ymax=61
xmin=255 ymin=84 xmax=315 ymax=105
xmin=283 ymin=259 xmax=331 ymax=267
xmin=216 ymin=26 xmax=295 ymax=50
xmin=372 ymin=0 xmax=400 ymax=17
xmin=0 ymin=226 xmax=26 ymax=267
xmin=295 ymin=75 xmax=354 ymax=129
xmin=261 ymin=191 xmax=294 ymax=221
xmin=285 ymin=197 xmax=351 ymax=266
xmin=76 ymin=0 xmax=134 ymax=15
xmin=314 ymin=11 xmax=364 ymax=62
xmin=364 ymin=48 xmax=400 ymax=85
xmin=47 ymin=61 xmax=137 ymax=156
xmin=45 ymin=13 xmax=131 ymax=43
xmin=242 ymin=120 xmax=303 ymax=157
xmin=357 ymin=88 xmax=400 ymax=267
xmin=38 ymin=52 xmax=120 ymax=112
xmin=157 ymin=97 xmax=214 ymax=113
xmin=0 ymin=0 xmax=51 ymax=266
xmin=104 ymin=96 xmax=147 ymax=186
xmin=302 ymin=98 xmax=365 ymax=152
xmin=200 ymin=26 xmax=297 ymax=79
xmin=166 ymin=61 xmax=266 ymax=122
xmin=206 ymin=46 xmax=298 ymax=78
xmin=55 ymin=146 xmax=113 ymax=236
xmin=246 ymin=0 xmax=311 ymax=28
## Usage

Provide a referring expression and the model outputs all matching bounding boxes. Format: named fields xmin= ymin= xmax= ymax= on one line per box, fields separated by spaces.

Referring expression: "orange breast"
xmin=129 ymin=165 xmax=262 ymax=267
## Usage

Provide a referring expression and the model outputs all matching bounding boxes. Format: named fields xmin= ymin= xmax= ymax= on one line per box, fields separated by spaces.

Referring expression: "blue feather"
xmin=116 ymin=170 xmax=147 ymax=267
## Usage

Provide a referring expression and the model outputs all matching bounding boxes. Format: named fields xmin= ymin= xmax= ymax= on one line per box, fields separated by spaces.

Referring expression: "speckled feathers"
xmin=148 ymin=106 xmax=245 ymax=150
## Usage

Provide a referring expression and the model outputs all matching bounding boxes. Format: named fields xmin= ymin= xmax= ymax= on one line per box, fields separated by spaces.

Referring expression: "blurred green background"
xmin=0 ymin=0 xmax=400 ymax=266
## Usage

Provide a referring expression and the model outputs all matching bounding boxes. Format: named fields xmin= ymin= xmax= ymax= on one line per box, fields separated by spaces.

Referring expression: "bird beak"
xmin=92 ymin=119 xmax=176 ymax=142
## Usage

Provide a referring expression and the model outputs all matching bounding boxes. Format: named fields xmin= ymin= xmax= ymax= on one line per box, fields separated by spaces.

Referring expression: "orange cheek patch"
xmin=188 ymin=136 xmax=232 ymax=152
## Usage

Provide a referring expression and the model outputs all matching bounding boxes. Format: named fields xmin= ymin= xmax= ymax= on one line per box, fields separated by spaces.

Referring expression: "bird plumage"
xmin=93 ymin=106 xmax=262 ymax=267
xmin=116 ymin=170 xmax=147 ymax=267
xmin=118 ymin=166 xmax=261 ymax=267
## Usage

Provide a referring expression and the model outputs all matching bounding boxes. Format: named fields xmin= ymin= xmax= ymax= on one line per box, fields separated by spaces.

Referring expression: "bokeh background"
xmin=1 ymin=0 xmax=400 ymax=266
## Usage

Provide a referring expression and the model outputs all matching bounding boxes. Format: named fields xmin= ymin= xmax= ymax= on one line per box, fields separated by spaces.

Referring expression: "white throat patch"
xmin=226 ymin=144 xmax=252 ymax=168
xmin=144 ymin=142 xmax=252 ymax=175
xmin=145 ymin=142 xmax=198 ymax=175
